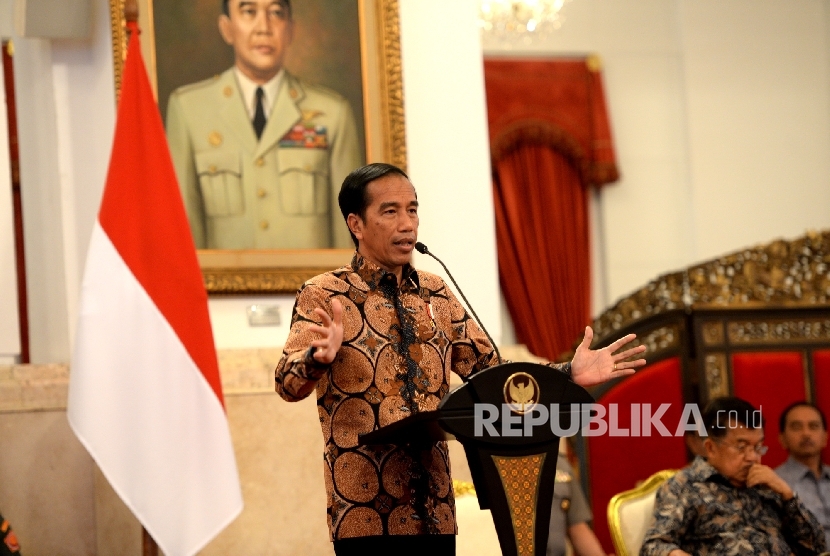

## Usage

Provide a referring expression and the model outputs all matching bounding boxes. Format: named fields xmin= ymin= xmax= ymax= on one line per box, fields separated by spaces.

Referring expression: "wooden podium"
xmin=360 ymin=362 xmax=594 ymax=556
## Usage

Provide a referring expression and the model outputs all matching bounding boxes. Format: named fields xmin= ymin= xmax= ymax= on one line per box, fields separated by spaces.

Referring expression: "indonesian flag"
xmin=67 ymin=22 xmax=243 ymax=556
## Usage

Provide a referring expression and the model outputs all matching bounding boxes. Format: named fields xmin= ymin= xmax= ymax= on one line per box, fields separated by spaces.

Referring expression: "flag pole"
xmin=121 ymin=2 xmax=159 ymax=552
xmin=142 ymin=528 xmax=159 ymax=556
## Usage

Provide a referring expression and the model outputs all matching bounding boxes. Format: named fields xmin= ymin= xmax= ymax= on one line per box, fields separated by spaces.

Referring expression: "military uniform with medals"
xmin=166 ymin=68 xmax=361 ymax=249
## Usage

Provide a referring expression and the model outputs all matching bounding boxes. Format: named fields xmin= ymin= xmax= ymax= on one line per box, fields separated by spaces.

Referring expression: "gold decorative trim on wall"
xmin=638 ymin=325 xmax=681 ymax=358
xmin=492 ymin=453 xmax=546 ymax=556
xmin=202 ymin=267 xmax=328 ymax=294
xmin=704 ymin=353 xmax=729 ymax=400
xmin=376 ymin=0 xmax=407 ymax=170
xmin=701 ymin=321 xmax=725 ymax=346
xmin=592 ymin=230 xmax=830 ymax=342
xmin=727 ymin=318 xmax=830 ymax=345
xmin=108 ymin=0 xmax=126 ymax=103
xmin=197 ymin=250 xmax=352 ymax=294
xmin=591 ymin=270 xmax=688 ymax=342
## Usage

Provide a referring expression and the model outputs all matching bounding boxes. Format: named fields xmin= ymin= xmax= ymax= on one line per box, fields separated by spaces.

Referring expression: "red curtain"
xmin=485 ymin=59 xmax=619 ymax=360
xmin=493 ymin=143 xmax=590 ymax=359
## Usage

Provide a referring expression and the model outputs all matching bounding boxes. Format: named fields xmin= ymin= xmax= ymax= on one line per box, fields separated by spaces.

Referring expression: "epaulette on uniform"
xmin=170 ymin=74 xmax=222 ymax=97
xmin=302 ymin=80 xmax=346 ymax=102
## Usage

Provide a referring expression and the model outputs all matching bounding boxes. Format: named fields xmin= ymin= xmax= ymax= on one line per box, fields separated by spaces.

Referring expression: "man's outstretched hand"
xmin=570 ymin=326 xmax=646 ymax=387
xmin=308 ymin=299 xmax=344 ymax=365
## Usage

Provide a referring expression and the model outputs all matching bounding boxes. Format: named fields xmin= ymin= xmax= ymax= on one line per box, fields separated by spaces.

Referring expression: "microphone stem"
xmin=423 ymin=251 xmax=503 ymax=366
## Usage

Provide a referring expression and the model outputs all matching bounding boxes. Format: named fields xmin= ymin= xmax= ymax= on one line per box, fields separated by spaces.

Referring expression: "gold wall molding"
xmin=203 ymin=267 xmax=327 ymax=294
xmin=108 ymin=0 xmax=127 ymax=103
xmin=591 ymin=271 xmax=688 ymax=341
xmin=376 ymin=0 xmax=407 ymax=170
xmin=701 ymin=321 xmax=725 ymax=346
xmin=727 ymin=318 xmax=830 ymax=345
xmin=638 ymin=325 xmax=681 ymax=358
xmin=593 ymin=230 xmax=830 ymax=341
xmin=689 ymin=230 xmax=830 ymax=307
xmin=703 ymin=353 xmax=729 ymax=400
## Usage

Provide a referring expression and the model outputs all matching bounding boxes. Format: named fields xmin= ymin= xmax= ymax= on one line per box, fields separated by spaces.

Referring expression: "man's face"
xmin=705 ymin=425 xmax=765 ymax=487
xmin=779 ymin=405 xmax=827 ymax=460
xmin=219 ymin=0 xmax=293 ymax=84
xmin=348 ymin=174 xmax=418 ymax=278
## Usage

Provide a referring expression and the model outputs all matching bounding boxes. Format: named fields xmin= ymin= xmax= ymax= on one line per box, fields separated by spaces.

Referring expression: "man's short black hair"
xmin=222 ymin=0 xmax=292 ymax=17
xmin=338 ymin=163 xmax=411 ymax=248
xmin=702 ymin=397 xmax=764 ymax=440
xmin=779 ymin=401 xmax=827 ymax=432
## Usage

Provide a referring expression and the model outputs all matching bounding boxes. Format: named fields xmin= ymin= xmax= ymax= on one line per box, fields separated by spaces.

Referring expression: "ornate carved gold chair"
xmin=607 ymin=469 xmax=677 ymax=556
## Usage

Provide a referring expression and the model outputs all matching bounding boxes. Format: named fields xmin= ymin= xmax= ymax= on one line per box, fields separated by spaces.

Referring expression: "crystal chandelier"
xmin=479 ymin=0 xmax=569 ymax=39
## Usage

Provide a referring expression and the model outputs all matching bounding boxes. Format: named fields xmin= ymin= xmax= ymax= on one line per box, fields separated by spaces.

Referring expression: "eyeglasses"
xmin=717 ymin=440 xmax=768 ymax=456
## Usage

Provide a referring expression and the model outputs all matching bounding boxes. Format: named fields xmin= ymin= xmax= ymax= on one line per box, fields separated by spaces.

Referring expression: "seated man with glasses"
xmin=641 ymin=397 xmax=826 ymax=556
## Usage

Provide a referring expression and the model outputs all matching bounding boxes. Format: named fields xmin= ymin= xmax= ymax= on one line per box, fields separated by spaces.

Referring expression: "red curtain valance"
xmin=485 ymin=57 xmax=619 ymax=187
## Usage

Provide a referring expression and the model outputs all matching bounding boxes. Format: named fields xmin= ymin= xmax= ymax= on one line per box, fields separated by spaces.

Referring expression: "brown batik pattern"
xmin=275 ymin=252 xmax=500 ymax=540
xmin=641 ymin=457 xmax=827 ymax=555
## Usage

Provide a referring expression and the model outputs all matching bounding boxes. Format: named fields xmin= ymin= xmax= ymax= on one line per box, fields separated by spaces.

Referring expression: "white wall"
xmin=7 ymin=0 xmax=114 ymax=363
xmin=399 ymin=0 xmax=502 ymax=343
xmin=680 ymin=1 xmax=830 ymax=262
xmin=483 ymin=0 xmax=830 ymax=313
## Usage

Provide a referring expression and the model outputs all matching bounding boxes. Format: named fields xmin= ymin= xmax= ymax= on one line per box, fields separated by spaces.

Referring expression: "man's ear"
xmin=346 ymin=213 xmax=363 ymax=242
xmin=218 ymin=14 xmax=234 ymax=46
xmin=703 ymin=437 xmax=716 ymax=458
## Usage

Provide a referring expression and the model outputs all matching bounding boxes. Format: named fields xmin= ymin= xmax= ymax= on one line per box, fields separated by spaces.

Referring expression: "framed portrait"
xmin=109 ymin=0 xmax=406 ymax=293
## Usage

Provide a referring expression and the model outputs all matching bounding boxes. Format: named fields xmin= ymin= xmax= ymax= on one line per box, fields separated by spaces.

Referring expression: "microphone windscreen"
xmin=415 ymin=242 xmax=429 ymax=254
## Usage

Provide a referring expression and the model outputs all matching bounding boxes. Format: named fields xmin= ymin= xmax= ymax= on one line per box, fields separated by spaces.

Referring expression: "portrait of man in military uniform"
xmin=162 ymin=0 xmax=364 ymax=249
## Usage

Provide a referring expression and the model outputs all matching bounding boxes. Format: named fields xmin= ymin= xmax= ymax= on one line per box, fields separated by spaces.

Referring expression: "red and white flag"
xmin=67 ymin=22 xmax=243 ymax=556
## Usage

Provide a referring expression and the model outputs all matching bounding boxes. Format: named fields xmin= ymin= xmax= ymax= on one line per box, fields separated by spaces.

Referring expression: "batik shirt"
xmin=275 ymin=252 xmax=570 ymax=540
xmin=641 ymin=456 xmax=827 ymax=556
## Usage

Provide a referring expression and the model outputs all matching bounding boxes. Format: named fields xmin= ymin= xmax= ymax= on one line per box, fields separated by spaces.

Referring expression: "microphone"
xmin=415 ymin=242 xmax=502 ymax=365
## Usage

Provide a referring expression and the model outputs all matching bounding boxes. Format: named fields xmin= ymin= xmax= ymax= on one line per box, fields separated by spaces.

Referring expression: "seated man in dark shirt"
xmin=641 ymin=397 xmax=826 ymax=556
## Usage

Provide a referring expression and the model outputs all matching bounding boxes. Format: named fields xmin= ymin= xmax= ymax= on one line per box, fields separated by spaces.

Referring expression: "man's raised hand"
xmin=308 ymin=299 xmax=344 ymax=365
xmin=570 ymin=326 xmax=647 ymax=387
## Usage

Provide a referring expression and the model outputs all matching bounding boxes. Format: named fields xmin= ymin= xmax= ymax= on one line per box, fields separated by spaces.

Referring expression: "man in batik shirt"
xmin=641 ymin=397 xmax=826 ymax=556
xmin=275 ymin=162 xmax=647 ymax=556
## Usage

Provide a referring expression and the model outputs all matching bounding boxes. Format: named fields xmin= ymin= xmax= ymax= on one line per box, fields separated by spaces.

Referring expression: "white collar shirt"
xmin=233 ymin=67 xmax=284 ymax=120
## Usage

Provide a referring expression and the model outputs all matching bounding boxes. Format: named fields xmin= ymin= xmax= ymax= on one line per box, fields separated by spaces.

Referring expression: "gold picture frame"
xmin=108 ymin=0 xmax=406 ymax=294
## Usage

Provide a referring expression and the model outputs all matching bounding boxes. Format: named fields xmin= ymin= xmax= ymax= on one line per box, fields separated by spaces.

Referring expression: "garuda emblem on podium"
xmin=503 ymin=372 xmax=540 ymax=414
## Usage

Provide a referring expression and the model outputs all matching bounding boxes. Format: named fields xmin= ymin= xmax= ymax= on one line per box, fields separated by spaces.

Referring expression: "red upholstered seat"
xmin=811 ymin=350 xmax=830 ymax=463
xmin=731 ymin=352 xmax=807 ymax=467
xmin=586 ymin=357 xmax=689 ymax=553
